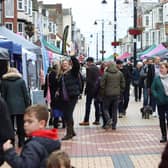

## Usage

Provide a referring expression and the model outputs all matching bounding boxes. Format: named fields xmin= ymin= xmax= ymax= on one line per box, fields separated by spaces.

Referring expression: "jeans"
xmin=118 ymin=89 xmax=130 ymax=114
xmin=84 ymin=94 xmax=100 ymax=122
xmin=143 ymin=87 xmax=148 ymax=106
xmin=103 ymin=96 xmax=119 ymax=128
xmin=134 ymin=85 xmax=142 ymax=101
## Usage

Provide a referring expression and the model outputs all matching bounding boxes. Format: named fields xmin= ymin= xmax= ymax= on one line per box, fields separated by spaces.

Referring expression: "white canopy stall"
xmin=22 ymin=48 xmax=37 ymax=88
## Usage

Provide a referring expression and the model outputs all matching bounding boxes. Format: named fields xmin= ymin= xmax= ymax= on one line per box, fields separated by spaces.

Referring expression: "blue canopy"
xmin=0 ymin=40 xmax=21 ymax=55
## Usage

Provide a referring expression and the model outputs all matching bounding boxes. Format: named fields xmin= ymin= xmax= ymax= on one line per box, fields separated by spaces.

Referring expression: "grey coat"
xmin=1 ymin=72 xmax=30 ymax=115
xmin=100 ymin=63 xmax=125 ymax=97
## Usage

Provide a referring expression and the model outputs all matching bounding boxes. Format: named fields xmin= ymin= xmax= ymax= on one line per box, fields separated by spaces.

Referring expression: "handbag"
xmin=53 ymin=109 xmax=63 ymax=118
xmin=62 ymin=76 xmax=69 ymax=101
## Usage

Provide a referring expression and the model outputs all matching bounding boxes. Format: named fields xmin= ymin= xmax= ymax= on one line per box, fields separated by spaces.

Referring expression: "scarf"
xmin=160 ymin=74 xmax=168 ymax=96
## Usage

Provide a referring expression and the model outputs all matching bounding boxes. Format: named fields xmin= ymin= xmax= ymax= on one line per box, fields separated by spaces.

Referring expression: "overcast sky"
xmin=39 ymin=0 xmax=159 ymax=57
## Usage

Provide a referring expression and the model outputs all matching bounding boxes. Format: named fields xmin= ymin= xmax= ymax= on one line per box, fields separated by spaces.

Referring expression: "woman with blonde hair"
xmin=1 ymin=67 xmax=30 ymax=147
xmin=56 ymin=56 xmax=80 ymax=140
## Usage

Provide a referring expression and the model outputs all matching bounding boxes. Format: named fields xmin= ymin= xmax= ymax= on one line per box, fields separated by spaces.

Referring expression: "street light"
xmin=133 ymin=0 xmax=137 ymax=67
xmin=106 ymin=0 xmax=138 ymax=66
xmin=101 ymin=0 xmax=107 ymax=4
xmin=114 ymin=0 xmax=117 ymax=61
xmin=94 ymin=19 xmax=106 ymax=61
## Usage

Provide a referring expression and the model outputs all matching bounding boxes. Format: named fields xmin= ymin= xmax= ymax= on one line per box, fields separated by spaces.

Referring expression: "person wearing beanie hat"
xmin=116 ymin=60 xmax=132 ymax=118
xmin=79 ymin=57 xmax=100 ymax=126
xmin=86 ymin=57 xmax=94 ymax=63
xmin=116 ymin=60 xmax=123 ymax=65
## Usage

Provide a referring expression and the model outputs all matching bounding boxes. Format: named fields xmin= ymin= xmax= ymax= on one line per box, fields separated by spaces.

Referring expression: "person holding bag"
xmin=57 ymin=56 xmax=80 ymax=140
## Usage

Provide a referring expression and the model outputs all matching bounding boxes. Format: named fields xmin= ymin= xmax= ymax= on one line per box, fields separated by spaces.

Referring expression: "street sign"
xmin=100 ymin=50 xmax=106 ymax=54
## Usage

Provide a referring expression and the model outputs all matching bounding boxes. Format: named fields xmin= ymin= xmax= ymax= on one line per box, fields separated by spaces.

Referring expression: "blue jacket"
xmin=4 ymin=129 xmax=61 ymax=168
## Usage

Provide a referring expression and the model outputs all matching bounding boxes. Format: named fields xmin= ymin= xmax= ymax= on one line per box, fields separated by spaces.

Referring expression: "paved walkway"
xmin=60 ymin=96 xmax=165 ymax=168
xmin=1 ymin=94 xmax=166 ymax=168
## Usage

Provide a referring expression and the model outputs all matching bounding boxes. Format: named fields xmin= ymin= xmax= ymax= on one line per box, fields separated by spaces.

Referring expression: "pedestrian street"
xmin=1 ymin=94 xmax=166 ymax=168
xmin=60 ymin=95 xmax=165 ymax=168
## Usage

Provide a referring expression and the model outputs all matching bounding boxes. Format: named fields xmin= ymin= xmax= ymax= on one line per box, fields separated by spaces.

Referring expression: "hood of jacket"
xmin=29 ymin=129 xmax=61 ymax=153
xmin=2 ymin=72 xmax=22 ymax=81
xmin=106 ymin=63 xmax=118 ymax=73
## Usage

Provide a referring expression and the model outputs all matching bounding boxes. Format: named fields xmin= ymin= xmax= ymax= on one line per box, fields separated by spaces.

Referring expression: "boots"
xmin=61 ymin=121 xmax=73 ymax=141
xmin=160 ymin=136 xmax=167 ymax=143
xmin=72 ymin=120 xmax=76 ymax=137
xmin=160 ymin=122 xmax=167 ymax=143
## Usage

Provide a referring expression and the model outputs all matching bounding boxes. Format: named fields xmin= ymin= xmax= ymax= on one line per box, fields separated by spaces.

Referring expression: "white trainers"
xmin=152 ymin=112 xmax=157 ymax=117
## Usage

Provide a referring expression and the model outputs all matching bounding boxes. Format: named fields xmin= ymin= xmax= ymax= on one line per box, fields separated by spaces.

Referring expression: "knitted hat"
xmin=116 ymin=60 xmax=123 ymax=64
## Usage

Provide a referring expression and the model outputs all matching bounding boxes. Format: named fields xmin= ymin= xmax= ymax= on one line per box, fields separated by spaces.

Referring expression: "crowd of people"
xmin=1 ymin=55 xmax=168 ymax=167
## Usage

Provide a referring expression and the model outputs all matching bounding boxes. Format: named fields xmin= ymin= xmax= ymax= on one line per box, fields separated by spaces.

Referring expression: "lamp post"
xmin=94 ymin=20 xmax=105 ymax=61
xmin=114 ymin=0 xmax=117 ymax=61
xmin=133 ymin=0 xmax=137 ymax=67
xmin=96 ymin=32 xmax=99 ymax=61
xmin=101 ymin=19 xmax=105 ymax=61
xmin=102 ymin=0 xmax=138 ymax=65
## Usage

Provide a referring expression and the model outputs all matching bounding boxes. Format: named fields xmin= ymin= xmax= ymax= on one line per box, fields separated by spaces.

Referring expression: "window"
xmin=145 ymin=32 xmax=149 ymax=45
xmin=24 ymin=0 xmax=28 ymax=14
xmin=17 ymin=0 xmax=24 ymax=10
xmin=57 ymin=41 xmax=60 ymax=49
xmin=152 ymin=32 xmax=155 ymax=44
xmin=53 ymin=24 xmax=56 ymax=33
xmin=158 ymin=31 xmax=160 ymax=44
xmin=28 ymin=0 xmax=32 ymax=16
xmin=5 ymin=23 xmax=13 ymax=31
xmin=49 ymin=22 xmax=52 ymax=32
xmin=159 ymin=8 xmax=163 ymax=22
xmin=17 ymin=22 xmax=24 ymax=32
xmin=5 ymin=0 xmax=14 ymax=17
xmin=145 ymin=16 xmax=149 ymax=26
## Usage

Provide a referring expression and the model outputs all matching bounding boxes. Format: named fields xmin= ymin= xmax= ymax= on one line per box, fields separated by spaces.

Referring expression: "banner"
xmin=41 ymin=37 xmax=49 ymax=76
xmin=62 ymin=25 xmax=69 ymax=55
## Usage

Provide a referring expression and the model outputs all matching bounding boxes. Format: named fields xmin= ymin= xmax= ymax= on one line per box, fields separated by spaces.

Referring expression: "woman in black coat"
xmin=1 ymin=67 xmax=30 ymax=147
xmin=58 ymin=56 xmax=80 ymax=140
xmin=0 ymin=96 xmax=14 ymax=166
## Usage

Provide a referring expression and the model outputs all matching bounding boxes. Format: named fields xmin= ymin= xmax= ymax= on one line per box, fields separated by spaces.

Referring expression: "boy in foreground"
xmin=3 ymin=104 xmax=61 ymax=168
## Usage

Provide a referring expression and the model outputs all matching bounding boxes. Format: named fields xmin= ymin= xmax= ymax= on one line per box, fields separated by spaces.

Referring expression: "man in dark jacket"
xmin=0 ymin=96 xmax=14 ymax=166
xmin=79 ymin=57 xmax=100 ymax=126
xmin=116 ymin=60 xmax=132 ymax=118
xmin=3 ymin=104 xmax=61 ymax=168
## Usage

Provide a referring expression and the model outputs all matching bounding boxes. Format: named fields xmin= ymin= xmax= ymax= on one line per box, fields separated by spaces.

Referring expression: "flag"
xmin=62 ymin=25 xmax=69 ymax=55
xmin=38 ymin=15 xmax=49 ymax=76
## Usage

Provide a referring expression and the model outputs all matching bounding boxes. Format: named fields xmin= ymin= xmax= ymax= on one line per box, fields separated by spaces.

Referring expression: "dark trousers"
xmin=84 ymin=94 xmax=100 ymax=122
xmin=158 ymin=104 xmax=168 ymax=137
xmin=134 ymin=85 xmax=142 ymax=101
xmin=103 ymin=96 xmax=119 ymax=128
xmin=62 ymin=97 xmax=78 ymax=136
xmin=143 ymin=87 xmax=148 ymax=106
xmin=149 ymin=92 xmax=157 ymax=112
xmin=11 ymin=114 xmax=25 ymax=147
xmin=118 ymin=89 xmax=130 ymax=114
